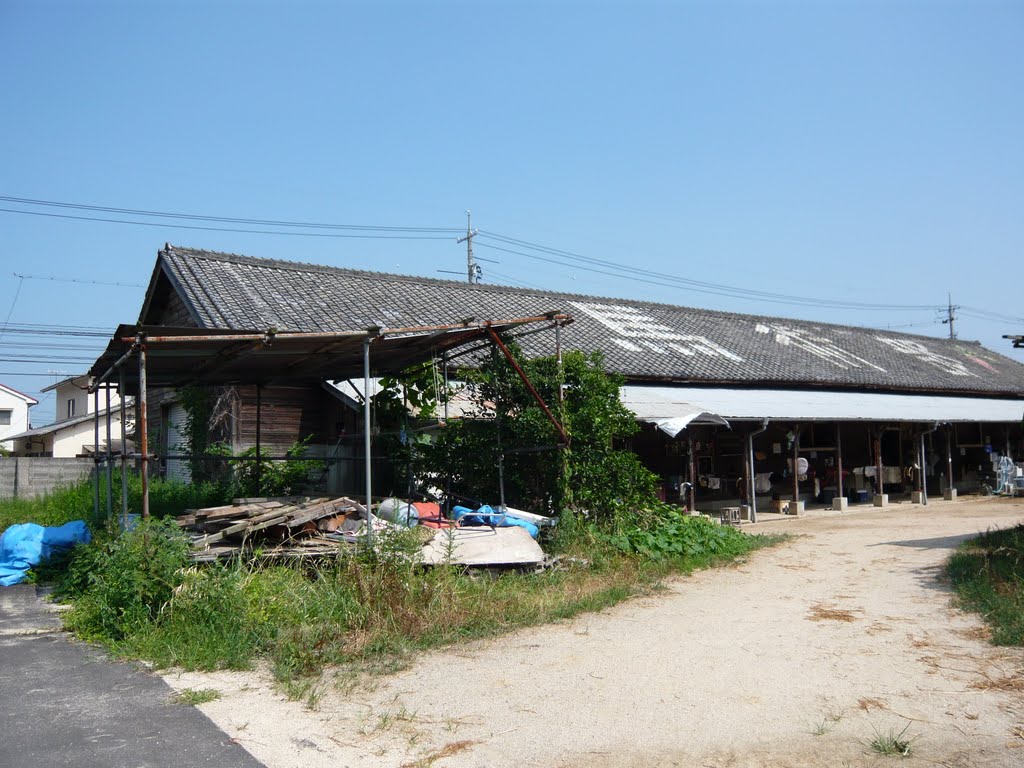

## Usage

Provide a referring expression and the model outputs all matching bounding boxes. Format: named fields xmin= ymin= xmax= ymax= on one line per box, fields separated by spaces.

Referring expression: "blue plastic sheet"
xmin=451 ymin=505 xmax=540 ymax=539
xmin=0 ymin=521 xmax=91 ymax=587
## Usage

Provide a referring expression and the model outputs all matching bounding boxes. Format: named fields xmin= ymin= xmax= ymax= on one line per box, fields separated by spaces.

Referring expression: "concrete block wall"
xmin=0 ymin=457 xmax=94 ymax=500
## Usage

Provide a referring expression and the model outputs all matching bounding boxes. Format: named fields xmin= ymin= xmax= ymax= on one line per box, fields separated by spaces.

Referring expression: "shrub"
xmin=63 ymin=518 xmax=191 ymax=641
xmin=606 ymin=504 xmax=755 ymax=561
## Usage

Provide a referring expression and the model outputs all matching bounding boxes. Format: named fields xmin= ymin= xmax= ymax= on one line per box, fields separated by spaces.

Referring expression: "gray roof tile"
xmin=146 ymin=245 xmax=1024 ymax=397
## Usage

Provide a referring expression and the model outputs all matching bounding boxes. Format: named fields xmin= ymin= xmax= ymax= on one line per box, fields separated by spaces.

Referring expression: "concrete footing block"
xmin=873 ymin=494 xmax=889 ymax=507
xmin=786 ymin=500 xmax=805 ymax=516
xmin=911 ymin=491 xmax=924 ymax=504
xmin=832 ymin=497 xmax=848 ymax=512
xmin=943 ymin=489 xmax=957 ymax=501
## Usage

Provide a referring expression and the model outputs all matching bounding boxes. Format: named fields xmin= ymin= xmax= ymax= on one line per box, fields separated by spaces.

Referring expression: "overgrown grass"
xmin=0 ymin=474 xmax=232 ymax=535
xmin=170 ymin=687 xmax=221 ymax=706
xmin=946 ymin=524 xmax=1024 ymax=645
xmin=44 ymin=511 xmax=783 ymax=697
xmin=867 ymin=723 xmax=915 ymax=757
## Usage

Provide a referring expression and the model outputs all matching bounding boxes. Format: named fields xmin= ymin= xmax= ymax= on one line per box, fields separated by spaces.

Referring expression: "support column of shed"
xmin=93 ymin=389 xmax=100 ymax=520
xmin=832 ymin=422 xmax=847 ymax=511
xmin=105 ymin=385 xmax=113 ymax=519
xmin=363 ymin=336 xmax=374 ymax=549
xmin=746 ymin=419 xmax=769 ymax=523
xmin=139 ymin=340 xmax=149 ymax=519
xmin=687 ymin=433 xmax=697 ymax=514
xmin=944 ymin=426 xmax=957 ymax=500
xmin=790 ymin=426 xmax=804 ymax=516
xmin=873 ymin=427 xmax=888 ymax=507
xmin=119 ymin=367 xmax=128 ymax=529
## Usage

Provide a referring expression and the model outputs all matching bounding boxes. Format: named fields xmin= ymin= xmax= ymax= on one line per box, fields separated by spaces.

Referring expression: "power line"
xmin=0 ymin=274 xmax=24 ymax=342
xmin=2 ymin=357 xmax=99 ymax=364
xmin=13 ymin=273 xmax=145 ymax=288
xmin=960 ymin=306 xmax=1024 ymax=323
xmin=0 ymin=208 xmax=457 ymax=240
xmin=0 ymin=342 xmax=106 ymax=351
xmin=0 ymin=195 xmax=462 ymax=233
xmin=476 ymin=231 xmax=943 ymax=312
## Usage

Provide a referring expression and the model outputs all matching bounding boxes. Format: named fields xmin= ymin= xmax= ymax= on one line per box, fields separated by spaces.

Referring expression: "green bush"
xmin=63 ymin=518 xmax=191 ymax=641
xmin=606 ymin=504 xmax=756 ymax=561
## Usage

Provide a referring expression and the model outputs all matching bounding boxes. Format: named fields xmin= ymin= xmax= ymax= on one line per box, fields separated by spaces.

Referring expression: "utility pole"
xmin=456 ymin=210 xmax=481 ymax=284
xmin=942 ymin=293 xmax=958 ymax=340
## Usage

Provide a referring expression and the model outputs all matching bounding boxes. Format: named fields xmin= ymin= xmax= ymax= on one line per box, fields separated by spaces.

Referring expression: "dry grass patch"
xmin=402 ymin=739 xmax=480 ymax=768
xmin=969 ymin=674 xmax=1024 ymax=693
xmin=857 ymin=697 xmax=887 ymax=711
xmin=955 ymin=626 xmax=992 ymax=642
xmin=807 ymin=603 xmax=860 ymax=622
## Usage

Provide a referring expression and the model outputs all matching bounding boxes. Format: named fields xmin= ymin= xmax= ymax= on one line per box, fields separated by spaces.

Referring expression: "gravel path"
xmin=165 ymin=497 xmax=1024 ymax=767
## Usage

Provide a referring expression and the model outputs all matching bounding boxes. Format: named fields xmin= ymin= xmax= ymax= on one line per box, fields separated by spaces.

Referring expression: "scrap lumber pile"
xmin=177 ymin=496 xmax=366 ymax=562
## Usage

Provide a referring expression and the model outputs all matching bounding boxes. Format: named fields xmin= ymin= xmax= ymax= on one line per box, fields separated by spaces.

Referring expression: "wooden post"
xmin=255 ymin=384 xmax=262 ymax=497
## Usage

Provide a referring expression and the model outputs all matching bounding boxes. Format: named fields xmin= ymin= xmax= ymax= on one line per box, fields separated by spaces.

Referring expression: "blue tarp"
xmin=452 ymin=505 xmax=540 ymax=539
xmin=0 ymin=521 xmax=91 ymax=587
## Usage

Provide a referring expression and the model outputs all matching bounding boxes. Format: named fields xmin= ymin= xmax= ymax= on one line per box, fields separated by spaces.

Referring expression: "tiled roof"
xmin=146 ymin=245 xmax=1024 ymax=397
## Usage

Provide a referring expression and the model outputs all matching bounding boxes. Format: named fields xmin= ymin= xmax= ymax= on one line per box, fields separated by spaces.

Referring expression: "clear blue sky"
xmin=2 ymin=0 xmax=1022 ymax=425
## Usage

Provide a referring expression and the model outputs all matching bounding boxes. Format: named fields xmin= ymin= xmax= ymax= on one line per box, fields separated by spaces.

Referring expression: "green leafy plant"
xmin=229 ymin=436 xmax=325 ymax=497
xmin=417 ymin=345 xmax=657 ymax=527
xmin=606 ymin=503 xmax=756 ymax=561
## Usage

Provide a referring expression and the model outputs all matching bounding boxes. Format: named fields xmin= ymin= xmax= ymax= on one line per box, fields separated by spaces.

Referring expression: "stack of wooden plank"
xmin=178 ymin=496 xmax=366 ymax=561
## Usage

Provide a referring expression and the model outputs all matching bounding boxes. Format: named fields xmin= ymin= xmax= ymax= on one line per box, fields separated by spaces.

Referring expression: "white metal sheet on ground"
xmin=621 ymin=385 xmax=1024 ymax=423
xmin=420 ymin=526 xmax=544 ymax=567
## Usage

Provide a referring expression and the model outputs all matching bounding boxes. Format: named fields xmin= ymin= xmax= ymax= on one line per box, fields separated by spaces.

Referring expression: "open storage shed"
xmin=89 ymin=244 xmax=1024 ymax=522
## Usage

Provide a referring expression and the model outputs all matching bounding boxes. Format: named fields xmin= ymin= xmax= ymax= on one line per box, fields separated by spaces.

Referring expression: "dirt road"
xmin=166 ymin=498 xmax=1024 ymax=767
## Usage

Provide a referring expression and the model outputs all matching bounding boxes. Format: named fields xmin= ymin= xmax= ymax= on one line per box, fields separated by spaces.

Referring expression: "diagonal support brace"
xmin=486 ymin=325 xmax=570 ymax=446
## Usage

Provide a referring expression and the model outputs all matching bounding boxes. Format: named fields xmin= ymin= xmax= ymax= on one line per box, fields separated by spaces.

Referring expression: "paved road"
xmin=0 ymin=584 xmax=264 ymax=768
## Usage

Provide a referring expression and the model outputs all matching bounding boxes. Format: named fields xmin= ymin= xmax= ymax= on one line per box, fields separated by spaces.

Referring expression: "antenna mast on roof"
xmin=456 ymin=210 xmax=481 ymax=284
xmin=942 ymin=292 xmax=959 ymax=340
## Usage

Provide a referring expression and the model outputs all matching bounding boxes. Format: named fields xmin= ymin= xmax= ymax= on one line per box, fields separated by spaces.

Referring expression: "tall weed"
xmin=947 ymin=524 xmax=1024 ymax=645
xmin=63 ymin=518 xmax=191 ymax=642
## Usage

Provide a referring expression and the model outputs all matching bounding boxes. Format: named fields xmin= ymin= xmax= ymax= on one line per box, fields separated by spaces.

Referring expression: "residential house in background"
xmin=0 ymin=383 xmax=38 ymax=451
xmin=6 ymin=375 xmax=132 ymax=458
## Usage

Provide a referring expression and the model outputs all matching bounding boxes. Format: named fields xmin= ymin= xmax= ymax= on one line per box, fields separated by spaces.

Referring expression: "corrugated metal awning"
xmin=620 ymin=388 xmax=730 ymax=437
xmin=622 ymin=385 xmax=1024 ymax=423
